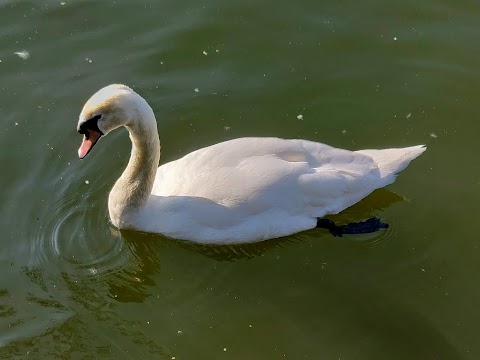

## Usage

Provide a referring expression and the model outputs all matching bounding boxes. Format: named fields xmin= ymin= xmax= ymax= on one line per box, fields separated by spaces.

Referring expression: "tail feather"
xmin=356 ymin=145 xmax=426 ymax=180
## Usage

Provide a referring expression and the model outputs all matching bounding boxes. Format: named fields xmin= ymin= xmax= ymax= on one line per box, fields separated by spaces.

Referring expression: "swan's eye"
xmin=78 ymin=114 xmax=103 ymax=135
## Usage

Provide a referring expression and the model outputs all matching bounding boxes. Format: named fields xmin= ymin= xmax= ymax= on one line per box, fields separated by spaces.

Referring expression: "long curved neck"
xmin=108 ymin=99 xmax=160 ymax=228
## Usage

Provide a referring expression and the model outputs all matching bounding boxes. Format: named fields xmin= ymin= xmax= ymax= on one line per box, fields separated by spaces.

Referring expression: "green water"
xmin=1 ymin=0 xmax=479 ymax=359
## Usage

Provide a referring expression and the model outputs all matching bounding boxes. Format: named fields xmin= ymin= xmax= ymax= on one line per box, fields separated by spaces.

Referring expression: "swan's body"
xmin=77 ymin=84 xmax=426 ymax=244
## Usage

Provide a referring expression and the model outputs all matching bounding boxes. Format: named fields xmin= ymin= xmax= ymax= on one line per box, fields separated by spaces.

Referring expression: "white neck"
xmin=108 ymin=98 xmax=160 ymax=228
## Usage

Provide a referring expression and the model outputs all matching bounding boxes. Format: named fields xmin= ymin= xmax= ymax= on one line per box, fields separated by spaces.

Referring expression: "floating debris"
xmin=215 ymin=49 xmax=219 ymax=53
xmin=202 ymin=50 xmax=208 ymax=56
xmin=85 ymin=180 xmax=90 ymax=184
xmin=14 ymin=50 xmax=30 ymax=60
xmin=194 ymin=88 xmax=199 ymax=93
xmin=223 ymin=348 xmax=227 ymax=352
xmin=60 ymin=1 xmax=66 ymax=5
xmin=109 ymin=227 xmax=121 ymax=237
xmin=429 ymin=133 xmax=437 ymax=139
xmin=89 ymin=268 xmax=97 ymax=275
xmin=406 ymin=112 xmax=412 ymax=119
xmin=393 ymin=37 xmax=398 ymax=41
xmin=177 ymin=330 xmax=183 ymax=335
xmin=15 ymin=122 xmax=18 ymax=126
xmin=297 ymin=114 xmax=303 ymax=120
xmin=85 ymin=57 xmax=93 ymax=63
xmin=224 ymin=126 xmax=230 ymax=131
xmin=342 ymin=129 xmax=347 ymax=134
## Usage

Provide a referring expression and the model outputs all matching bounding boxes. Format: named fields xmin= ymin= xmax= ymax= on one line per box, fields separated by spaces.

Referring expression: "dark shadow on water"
xmin=105 ymin=235 xmax=163 ymax=303
xmin=324 ymin=187 xmax=405 ymax=224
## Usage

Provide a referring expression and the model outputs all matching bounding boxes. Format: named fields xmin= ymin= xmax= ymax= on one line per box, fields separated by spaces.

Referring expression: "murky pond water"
xmin=1 ymin=0 xmax=480 ymax=359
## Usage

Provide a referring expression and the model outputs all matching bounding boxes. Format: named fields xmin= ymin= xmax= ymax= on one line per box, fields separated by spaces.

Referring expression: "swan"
xmin=76 ymin=84 xmax=426 ymax=244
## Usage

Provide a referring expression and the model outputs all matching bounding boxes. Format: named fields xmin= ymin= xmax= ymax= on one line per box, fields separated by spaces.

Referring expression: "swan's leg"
xmin=316 ymin=219 xmax=344 ymax=237
xmin=316 ymin=217 xmax=388 ymax=237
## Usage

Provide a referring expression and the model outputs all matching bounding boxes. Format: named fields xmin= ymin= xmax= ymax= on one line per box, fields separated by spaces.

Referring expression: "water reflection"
xmin=107 ymin=234 xmax=163 ymax=303
xmin=107 ymin=187 xmax=406 ymax=304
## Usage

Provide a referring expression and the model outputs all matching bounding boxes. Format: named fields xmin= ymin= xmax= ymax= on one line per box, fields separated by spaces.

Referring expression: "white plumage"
xmin=77 ymin=84 xmax=426 ymax=244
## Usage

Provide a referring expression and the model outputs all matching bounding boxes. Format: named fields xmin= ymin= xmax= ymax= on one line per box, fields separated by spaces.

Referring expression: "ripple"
xmin=349 ymin=217 xmax=398 ymax=249
xmin=28 ymin=189 xmax=130 ymax=276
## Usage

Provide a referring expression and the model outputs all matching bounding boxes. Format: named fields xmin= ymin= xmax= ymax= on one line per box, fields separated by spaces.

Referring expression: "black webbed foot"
xmin=316 ymin=218 xmax=344 ymax=237
xmin=316 ymin=217 xmax=389 ymax=237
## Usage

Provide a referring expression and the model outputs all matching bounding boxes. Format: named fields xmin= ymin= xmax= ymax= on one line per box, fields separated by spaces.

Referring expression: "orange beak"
xmin=78 ymin=129 xmax=102 ymax=159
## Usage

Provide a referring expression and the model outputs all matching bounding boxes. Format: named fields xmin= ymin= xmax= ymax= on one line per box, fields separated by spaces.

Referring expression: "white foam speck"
xmin=14 ymin=50 xmax=30 ymax=60
xmin=297 ymin=114 xmax=303 ymax=120
xmin=194 ymin=88 xmax=199 ymax=93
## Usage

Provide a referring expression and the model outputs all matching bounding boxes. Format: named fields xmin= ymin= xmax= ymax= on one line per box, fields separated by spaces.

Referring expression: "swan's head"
xmin=77 ymin=84 xmax=139 ymax=159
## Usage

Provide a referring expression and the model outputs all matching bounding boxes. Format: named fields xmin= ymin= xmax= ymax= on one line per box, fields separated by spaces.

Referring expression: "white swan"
xmin=77 ymin=84 xmax=426 ymax=244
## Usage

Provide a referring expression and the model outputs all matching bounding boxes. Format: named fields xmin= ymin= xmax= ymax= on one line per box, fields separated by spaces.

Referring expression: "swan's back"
xmin=152 ymin=137 xmax=425 ymax=222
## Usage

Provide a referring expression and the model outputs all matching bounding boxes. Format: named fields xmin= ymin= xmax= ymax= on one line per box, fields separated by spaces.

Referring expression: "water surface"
xmin=1 ymin=0 xmax=480 ymax=359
